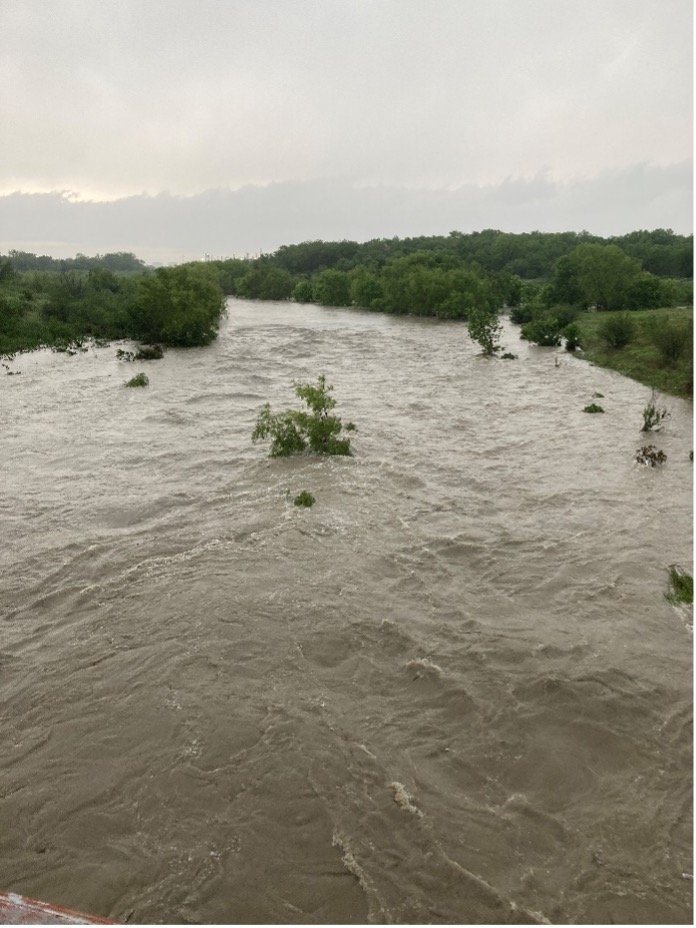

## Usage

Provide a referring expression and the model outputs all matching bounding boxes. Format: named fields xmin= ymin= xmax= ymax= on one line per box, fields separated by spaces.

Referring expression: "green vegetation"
xmin=665 ymin=566 xmax=693 ymax=605
xmin=563 ymin=323 xmax=582 ymax=351
xmin=583 ymin=403 xmax=605 ymax=413
xmin=3 ymin=250 xmax=147 ymax=273
xmin=293 ymin=490 xmax=316 ymax=508
xmin=130 ymin=265 xmax=225 ymax=346
xmin=555 ymin=243 xmax=642 ymax=310
xmin=521 ymin=317 xmax=563 ymax=347
xmin=467 ymin=305 xmax=503 ymax=355
xmin=125 ymin=372 xmax=149 ymax=387
xmin=597 ymin=313 xmax=636 ymax=350
xmin=0 ymin=253 xmax=225 ymax=354
xmin=252 ymin=375 xmax=355 ymax=457
xmin=643 ymin=313 xmax=693 ymax=366
xmin=572 ymin=307 xmax=692 ymax=398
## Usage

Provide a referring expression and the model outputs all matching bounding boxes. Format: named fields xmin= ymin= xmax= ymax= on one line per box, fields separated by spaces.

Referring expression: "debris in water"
xmin=388 ymin=781 xmax=423 ymax=817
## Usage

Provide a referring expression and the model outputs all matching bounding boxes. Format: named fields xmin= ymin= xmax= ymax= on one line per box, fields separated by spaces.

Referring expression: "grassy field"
xmin=573 ymin=306 xmax=693 ymax=399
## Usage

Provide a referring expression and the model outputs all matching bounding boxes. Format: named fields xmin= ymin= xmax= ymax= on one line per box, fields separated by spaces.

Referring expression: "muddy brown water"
xmin=1 ymin=299 xmax=692 ymax=924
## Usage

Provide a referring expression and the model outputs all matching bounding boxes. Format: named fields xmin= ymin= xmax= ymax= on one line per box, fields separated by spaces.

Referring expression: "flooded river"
xmin=1 ymin=298 xmax=692 ymax=924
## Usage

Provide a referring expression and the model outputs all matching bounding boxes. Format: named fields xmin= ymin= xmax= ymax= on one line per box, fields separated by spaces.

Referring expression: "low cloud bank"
xmin=0 ymin=162 xmax=691 ymax=263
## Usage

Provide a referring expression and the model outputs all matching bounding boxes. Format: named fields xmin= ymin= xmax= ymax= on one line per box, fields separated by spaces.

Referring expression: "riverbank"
xmin=571 ymin=306 xmax=693 ymax=399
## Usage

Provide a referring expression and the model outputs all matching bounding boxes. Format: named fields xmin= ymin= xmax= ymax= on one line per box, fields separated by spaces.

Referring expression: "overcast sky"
xmin=0 ymin=0 xmax=692 ymax=262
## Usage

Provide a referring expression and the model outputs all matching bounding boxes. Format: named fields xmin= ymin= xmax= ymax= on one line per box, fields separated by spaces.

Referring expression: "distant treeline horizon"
xmin=2 ymin=227 xmax=693 ymax=280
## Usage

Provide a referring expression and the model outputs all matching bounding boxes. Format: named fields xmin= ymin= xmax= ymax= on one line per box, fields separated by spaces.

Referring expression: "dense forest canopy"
xmin=0 ymin=257 xmax=225 ymax=354
xmin=261 ymin=228 xmax=693 ymax=280
xmin=210 ymin=228 xmax=692 ymax=319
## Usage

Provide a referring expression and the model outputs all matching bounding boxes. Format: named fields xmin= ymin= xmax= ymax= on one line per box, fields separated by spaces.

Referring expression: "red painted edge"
xmin=0 ymin=891 xmax=117 ymax=924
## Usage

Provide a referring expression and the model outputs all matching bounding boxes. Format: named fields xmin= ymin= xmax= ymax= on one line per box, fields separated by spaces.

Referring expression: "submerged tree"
xmin=640 ymin=389 xmax=670 ymax=432
xmin=467 ymin=306 xmax=503 ymax=355
xmin=252 ymin=374 xmax=356 ymax=457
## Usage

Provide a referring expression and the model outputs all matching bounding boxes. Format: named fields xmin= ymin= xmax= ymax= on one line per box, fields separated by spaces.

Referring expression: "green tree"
xmin=565 ymin=243 xmax=642 ymax=310
xmin=643 ymin=313 xmax=693 ymax=365
xmin=520 ymin=317 xmax=563 ymax=346
xmin=132 ymin=265 xmax=225 ymax=346
xmin=236 ymin=266 xmax=295 ymax=301
xmin=211 ymin=258 xmax=250 ymax=295
xmin=313 ymin=270 xmax=352 ymax=306
xmin=252 ymin=375 xmax=355 ymax=457
xmin=292 ymin=279 xmax=315 ymax=303
xmin=0 ymin=257 xmax=16 ymax=282
xmin=467 ymin=306 xmax=502 ymax=355
xmin=550 ymin=253 xmax=586 ymax=306
xmin=349 ymin=270 xmax=384 ymax=309
xmin=626 ymin=273 xmax=666 ymax=310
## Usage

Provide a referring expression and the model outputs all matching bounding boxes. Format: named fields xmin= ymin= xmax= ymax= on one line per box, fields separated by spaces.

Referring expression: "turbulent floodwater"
xmin=1 ymin=298 xmax=692 ymax=925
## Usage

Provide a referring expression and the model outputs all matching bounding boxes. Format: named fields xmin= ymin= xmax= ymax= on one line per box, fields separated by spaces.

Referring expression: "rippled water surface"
xmin=1 ymin=299 xmax=692 ymax=924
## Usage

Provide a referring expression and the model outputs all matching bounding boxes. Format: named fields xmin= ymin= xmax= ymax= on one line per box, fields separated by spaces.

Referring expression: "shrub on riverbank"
xmin=572 ymin=307 xmax=693 ymax=398
xmin=0 ymin=259 xmax=225 ymax=354
xmin=597 ymin=313 xmax=636 ymax=350
xmin=520 ymin=317 xmax=563 ymax=346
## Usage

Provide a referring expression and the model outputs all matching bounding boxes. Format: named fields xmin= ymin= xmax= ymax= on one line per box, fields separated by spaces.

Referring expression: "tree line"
xmin=3 ymin=250 xmax=148 ymax=273
xmin=261 ymin=228 xmax=692 ymax=280
xmin=209 ymin=229 xmax=692 ymax=319
xmin=0 ymin=228 xmax=692 ymax=356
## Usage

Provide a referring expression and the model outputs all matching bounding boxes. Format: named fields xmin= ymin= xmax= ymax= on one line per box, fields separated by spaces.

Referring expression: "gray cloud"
xmin=1 ymin=0 xmax=692 ymax=195
xmin=1 ymin=162 xmax=690 ymax=264
xmin=0 ymin=0 xmax=691 ymax=255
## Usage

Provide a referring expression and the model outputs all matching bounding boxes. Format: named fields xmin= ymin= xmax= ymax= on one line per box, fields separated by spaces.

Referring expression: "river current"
xmin=1 ymin=298 xmax=692 ymax=924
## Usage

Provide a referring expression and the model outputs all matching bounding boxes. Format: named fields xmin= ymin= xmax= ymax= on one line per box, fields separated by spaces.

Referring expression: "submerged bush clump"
xmin=135 ymin=343 xmax=164 ymax=360
xmin=563 ymin=323 xmax=582 ymax=351
xmin=520 ymin=318 xmax=562 ymax=347
xmin=125 ymin=372 xmax=149 ymax=387
xmin=665 ymin=566 xmax=693 ymax=605
xmin=117 ymin=343 xmax=164 ymax=361
xmin=641 ymin=389 xmax=670 ymax=432
xmin=252 ymin=374 xmax=355 ymax=457
xmin=635 ymin=445 xmax=666 ymax=466
xmin=467 ymin=306 xmax=503 ymax=355
xmin=583 ymin=403 xmax=605 ymax=413
xmin=293 ymin=490 xmax=316 ymax=508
